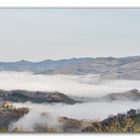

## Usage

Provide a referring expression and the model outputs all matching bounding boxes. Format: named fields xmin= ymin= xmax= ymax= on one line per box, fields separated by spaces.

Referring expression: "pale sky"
xmin=0 ymin=9 xmax=140 ymax=61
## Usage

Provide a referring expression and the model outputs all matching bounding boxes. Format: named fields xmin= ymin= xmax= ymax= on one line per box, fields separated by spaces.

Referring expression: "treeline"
xmin=82 ymin=109 xmax=140 ymax=132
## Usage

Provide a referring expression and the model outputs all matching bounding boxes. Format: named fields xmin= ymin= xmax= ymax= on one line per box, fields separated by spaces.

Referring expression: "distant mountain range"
xmin=0 ymin=55 xmax=140 ymax=80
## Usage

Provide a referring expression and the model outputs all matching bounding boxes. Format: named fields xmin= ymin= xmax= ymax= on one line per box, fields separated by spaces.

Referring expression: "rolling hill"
xmin=0 ymin=56 xmax=139 ymax=80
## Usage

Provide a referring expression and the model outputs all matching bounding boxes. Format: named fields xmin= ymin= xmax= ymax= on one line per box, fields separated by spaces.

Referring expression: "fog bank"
xmin=1 ymin=71 xmax=139 ymax=131
xmin=9 ymin=100 xmax=140 ymax=131
xmin=0 ymin=71 xmax=140 ymax=97
xmin=15 ymin=101 xmax=140 ymax=120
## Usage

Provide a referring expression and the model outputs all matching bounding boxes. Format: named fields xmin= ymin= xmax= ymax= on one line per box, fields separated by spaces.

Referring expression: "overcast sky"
xmin=0 ymin=9 xmax=140 ymax=61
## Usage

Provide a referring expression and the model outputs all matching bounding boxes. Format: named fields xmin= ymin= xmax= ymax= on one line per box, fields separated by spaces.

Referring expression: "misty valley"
xmin=1 ymin=7 xmax=140 ymax=134
xmin=0 ymin=65 xmax=140 ymax=132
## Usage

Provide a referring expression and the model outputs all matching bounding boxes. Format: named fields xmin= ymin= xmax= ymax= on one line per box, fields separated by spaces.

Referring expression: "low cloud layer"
xmin=0 ymin=71 xmax=140 ymax=98
xmin=14 ymin=101 xmax=140 ymax=121
xmin=0 ymin=71 xmax=139 ymax=132
xmin=9 ymin=107 xmax=62 ymax=132
xmin=10 ymin=101 xmax=140 ymax=132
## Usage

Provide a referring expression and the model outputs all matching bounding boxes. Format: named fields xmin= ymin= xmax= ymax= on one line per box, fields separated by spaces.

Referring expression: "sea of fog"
xmin=0 ymin=71 xmax=140 ymax=128
xmin=0 ymin=71 xmax=140 ymax=98
xmin=12 ymin=101 xmax=140 ymax=131
xmin=15 ymin=101 xmax=140 ymax=120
